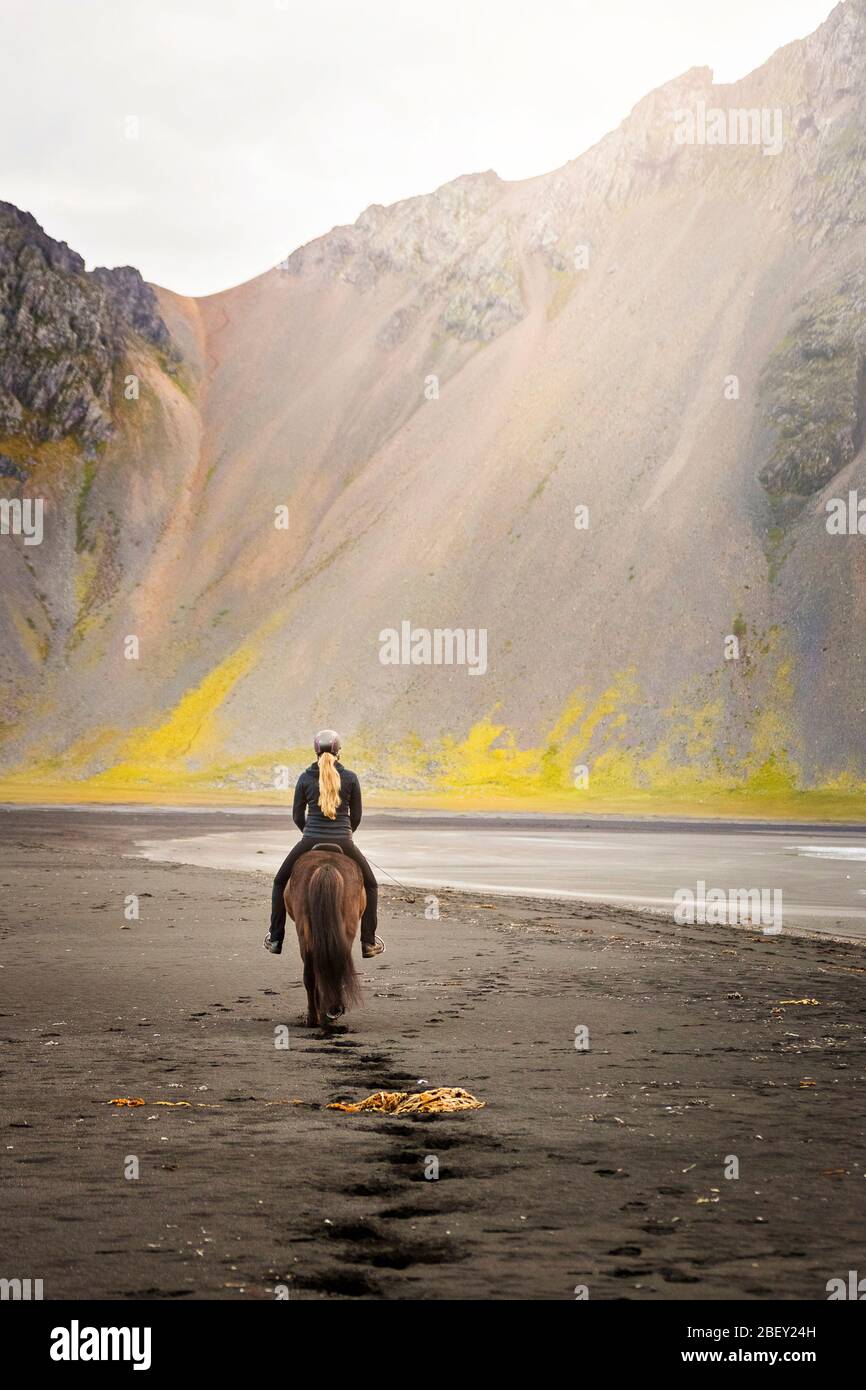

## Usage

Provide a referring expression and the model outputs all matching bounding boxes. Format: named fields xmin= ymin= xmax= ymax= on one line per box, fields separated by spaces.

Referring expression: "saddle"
xmin=310 ymin=842 xmax=344 ymax=855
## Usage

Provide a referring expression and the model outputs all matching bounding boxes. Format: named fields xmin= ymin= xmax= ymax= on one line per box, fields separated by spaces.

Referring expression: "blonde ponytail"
xmin=318 ymin=751 xmax=341 ymax=819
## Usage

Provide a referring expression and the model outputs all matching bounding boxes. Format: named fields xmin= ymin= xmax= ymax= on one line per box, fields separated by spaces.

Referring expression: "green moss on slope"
xmin=759 ymin=274 xmax=866 ymax=496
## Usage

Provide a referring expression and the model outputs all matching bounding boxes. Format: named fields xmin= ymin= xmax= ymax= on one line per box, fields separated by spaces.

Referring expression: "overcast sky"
xmin=1 ymin=0 xmax=837 ymax=297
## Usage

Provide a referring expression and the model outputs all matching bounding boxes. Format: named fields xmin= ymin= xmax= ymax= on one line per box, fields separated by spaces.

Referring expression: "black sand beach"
xmin=1 ymin=808 xmax=864 ymax=1300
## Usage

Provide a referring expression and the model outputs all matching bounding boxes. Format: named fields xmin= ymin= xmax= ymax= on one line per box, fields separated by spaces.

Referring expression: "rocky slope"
xmin=1 ymin=0 xmax=866 ymax=807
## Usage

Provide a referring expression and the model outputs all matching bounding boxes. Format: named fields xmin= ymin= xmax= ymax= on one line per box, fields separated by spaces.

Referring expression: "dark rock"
xmin=279 ymin=171 xmax=522 ymax=344
xmin=90 ymin=265 xmax=172 ymax=353
xmin=0 ymin=201 xmax=178 ymax=451
xmin=377 ymin=304 xmax=420 ymax=350
xmin=758 ymin=273 xmax=866 ymax=496
xmin=0 ymin=451 xmax=27 ymax=481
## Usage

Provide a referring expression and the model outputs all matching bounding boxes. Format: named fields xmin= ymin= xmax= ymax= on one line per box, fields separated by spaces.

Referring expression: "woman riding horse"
xmin=264 ymin=729 xmax=384 ymax=958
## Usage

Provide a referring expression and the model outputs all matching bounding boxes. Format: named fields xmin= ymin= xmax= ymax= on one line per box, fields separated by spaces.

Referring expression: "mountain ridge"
xmin=2 ymin=0 xmax=866 ymax=812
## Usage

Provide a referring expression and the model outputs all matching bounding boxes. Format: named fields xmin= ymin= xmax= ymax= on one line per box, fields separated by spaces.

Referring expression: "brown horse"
xmin=284 ymin=845 xmax=365 ymax=1027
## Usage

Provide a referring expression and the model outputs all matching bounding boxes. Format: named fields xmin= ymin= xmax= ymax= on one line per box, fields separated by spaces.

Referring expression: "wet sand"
xmin=1 ymin=808 xmax=865 ymax=1300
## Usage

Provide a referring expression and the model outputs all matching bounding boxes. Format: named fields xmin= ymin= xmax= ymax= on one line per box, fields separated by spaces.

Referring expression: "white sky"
xmin=0 ymin=0 xmax=838 ymax=297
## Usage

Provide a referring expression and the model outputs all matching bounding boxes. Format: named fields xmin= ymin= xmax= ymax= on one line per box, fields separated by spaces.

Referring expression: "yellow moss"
xmin=2 ymin=777 xmax=866 ymax=821
xmin=741 ymin=710 xmax=801 ymax=793
xmin=737 ymin=653 xmax=802 ymax=792
xmin=423 ymin=672 xmax=644 ymax=799
xmin=435 ymin=717 xmax=540 ymax=791
xmin=682 ymin=699 xmax=725 ymax=761
xmin=375 ymin=649 xmax=804 ymax=808
xmin=546 ymin=270 xmax=578 ymax=322
xmin=73 ymin=552 xmax=97 ymax=609
xmin=24 ymin=726 xmax=127 ymax=781
xmin=0 ymin=434 xmax=80 ymax=473
xmin=68 ymin=543 xmax=107 ymax=650
xmin=7 ymin=603 xmax=48 ymax=665
xmin=3 ymin=628 xmax=866 ymax=818
xmin=635 ymin=701 xmax=727 ymax=793
xmin=89 ymin=641 xmax=258 ymax=786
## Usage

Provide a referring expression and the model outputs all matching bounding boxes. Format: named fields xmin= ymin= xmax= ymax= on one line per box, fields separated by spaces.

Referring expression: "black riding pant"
xmin=270 ymin=835 xmax=378 ymax=945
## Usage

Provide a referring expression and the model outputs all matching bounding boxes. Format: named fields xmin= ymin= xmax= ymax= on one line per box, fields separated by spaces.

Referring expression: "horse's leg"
xmin=301 ymin=951 xmax=318 ymax=1027
xmin=293 ymin=913 xmax=317 ymax=1027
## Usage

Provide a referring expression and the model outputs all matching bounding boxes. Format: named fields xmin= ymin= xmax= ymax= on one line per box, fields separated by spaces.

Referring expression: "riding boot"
xmin=360 ymin=891 xmax=379 ymax=947
xmin=268 ymin=874 xmax=287 ymax=946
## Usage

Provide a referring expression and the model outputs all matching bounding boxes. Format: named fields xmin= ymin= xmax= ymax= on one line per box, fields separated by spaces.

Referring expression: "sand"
xmin=1 ymin=808 xmax=864 ymax=1300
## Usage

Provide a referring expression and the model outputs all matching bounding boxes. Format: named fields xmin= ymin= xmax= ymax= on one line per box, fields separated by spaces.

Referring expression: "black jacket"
xmin=293 ymin=761 xmax=362 ymax=840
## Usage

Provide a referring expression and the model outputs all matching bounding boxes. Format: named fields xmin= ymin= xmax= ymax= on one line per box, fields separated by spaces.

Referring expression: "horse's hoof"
xmin=325 ymin=1007 xmax=345 ymax=1023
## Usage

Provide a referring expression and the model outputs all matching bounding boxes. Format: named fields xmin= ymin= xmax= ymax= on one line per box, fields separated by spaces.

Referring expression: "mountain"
xmin=2 ymin=0 xmax=866 ymax=811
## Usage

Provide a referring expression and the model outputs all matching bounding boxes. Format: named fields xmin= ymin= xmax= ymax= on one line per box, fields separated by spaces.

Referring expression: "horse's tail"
xmin=308 ymin=861 xmax=361 ymax=1017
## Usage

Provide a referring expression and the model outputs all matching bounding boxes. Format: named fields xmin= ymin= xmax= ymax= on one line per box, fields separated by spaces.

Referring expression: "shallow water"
xmin=133 ymin=819 xmax=866 ymax=939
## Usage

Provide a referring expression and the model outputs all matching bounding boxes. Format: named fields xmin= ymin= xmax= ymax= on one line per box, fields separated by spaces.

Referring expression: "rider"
xmin=264 ymin=729 xmax=384 ymax=959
